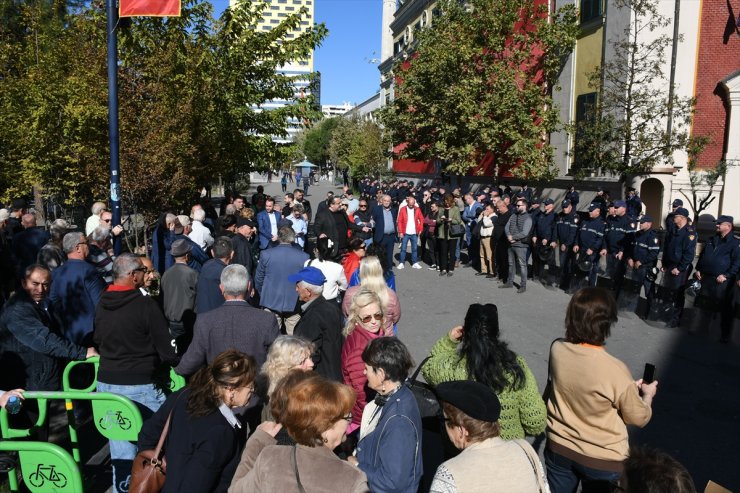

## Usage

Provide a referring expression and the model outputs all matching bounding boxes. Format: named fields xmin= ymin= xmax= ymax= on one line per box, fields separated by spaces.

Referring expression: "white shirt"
xmin=288 ymin=215 xmax=307 ymax=247
xmin=188 ymin=220 xmax=214 ymax=250
xmin=405 ymin=206 xmax=417 ymax=235
xmin=304 ymin=258 xmax=347 ymax=300
xmin=268 ymin=213 xmax=278 ymax=236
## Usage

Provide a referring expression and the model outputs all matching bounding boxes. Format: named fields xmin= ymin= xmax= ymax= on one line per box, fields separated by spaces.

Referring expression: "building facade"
xmin=321 ymin=103 xmax=354 ymax=118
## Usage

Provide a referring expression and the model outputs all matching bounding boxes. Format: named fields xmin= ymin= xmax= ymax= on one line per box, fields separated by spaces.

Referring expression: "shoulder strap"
xmin=152 ymin=390 xmax=187 ymax=461
xmin=542 ymin=338 xmax=564 ymax=402
xmin=409 ymin=355 xmax=431 ymax=384
xmin=513 ymin=440 xmax=547 ymax=493
xmin=292 ymin=446 xmax=307 ymax=493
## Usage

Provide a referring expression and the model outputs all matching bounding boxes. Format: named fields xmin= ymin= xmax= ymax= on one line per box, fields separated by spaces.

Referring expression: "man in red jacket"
xmin=396 ymin=194 xmax=424 ymax=269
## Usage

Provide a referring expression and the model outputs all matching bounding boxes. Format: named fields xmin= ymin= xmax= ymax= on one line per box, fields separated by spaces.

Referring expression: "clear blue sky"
xmin=209 ymin=0 xmax=382 ymax=105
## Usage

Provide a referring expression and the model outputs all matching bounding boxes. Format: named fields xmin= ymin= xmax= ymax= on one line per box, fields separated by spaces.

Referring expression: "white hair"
xmin=91 ymin=202 xmax=106 ymax=215
xmin=220 ymin=264 xmax=250 ymax=296
xmin=91 ymin=225 xmax=111 ymax=243
xmin=62 ymin=232 xmax=85 ymax=254
xmin=298 ymin=280 xmax=323 ymax=295
xmin=192 ymin=208 xmax=206 ymax=222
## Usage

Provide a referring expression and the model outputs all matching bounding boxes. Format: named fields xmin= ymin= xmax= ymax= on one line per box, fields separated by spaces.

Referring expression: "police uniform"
xmin=533 ymin=203 xmax=556 ymax=282
xmin=660 ymin=208 xmax=698 ymax=326
xmin=664 ymin=199 xmax=683 ymax=236
xmin=576 ymin=204 xmax=606 ymax=286
xmin=628 ymin=220 xmax=661 ymax=309
xmin=695 ymin=216 xmax=740 ymax=341
xmin=555 ymin=201 xmax=578 ymax=289
xmin=603 ymin=204 xmax=636 ymax=294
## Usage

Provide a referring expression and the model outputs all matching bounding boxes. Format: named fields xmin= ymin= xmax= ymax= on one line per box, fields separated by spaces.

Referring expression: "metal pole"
xmin=107 ymin=0 xmax=122 ymax=254
xmin=666 ymin=0 xmax=681 ymax=138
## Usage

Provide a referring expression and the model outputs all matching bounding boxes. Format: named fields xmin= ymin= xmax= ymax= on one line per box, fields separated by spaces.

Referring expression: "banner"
xmin=120 ymin=0 xmax=181 ymax=17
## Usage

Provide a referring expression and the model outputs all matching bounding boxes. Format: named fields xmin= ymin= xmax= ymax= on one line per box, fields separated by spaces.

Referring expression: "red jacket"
xmin=341 ymin=324 xmax=382 ymax=429
xmin=397 ymin=205 xmax=423 ymax=235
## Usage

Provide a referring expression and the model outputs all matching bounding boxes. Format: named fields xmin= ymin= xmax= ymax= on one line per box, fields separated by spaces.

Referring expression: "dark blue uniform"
xmin=576 ymin=217 xmax=605 ymax=286
xmin=629 ymin=228 xmax=661 ymax=309
xmin=696 ymin=233 xmax=740 ymax=339
xmin=626 ymin=195 xmax=642 ymax=218
xmin=555 ymin=211 xmax=579 ymax=288
xmin=661 ymin=224 xmax=698 ymax=326
xmin=565 ymin=190 xmax=579 ymax=209
xmin=532 ymin=210 xmax=556 ymax=281
xmin=603 ymin=214 xmax=636 ymax=294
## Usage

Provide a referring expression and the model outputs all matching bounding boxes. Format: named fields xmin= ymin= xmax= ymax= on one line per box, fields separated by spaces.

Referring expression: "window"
xmin=404 ymin=26 xmax=411 ymax=44
xmin=579 ymin=0 xmax=602 ymax=24
xmin=421 ymin=11 xmax=428 ymax=27
xmin=573 ymin=92 xmax=598 ymax=168
xmin=286 ymin=6 xmax=294 ymax=10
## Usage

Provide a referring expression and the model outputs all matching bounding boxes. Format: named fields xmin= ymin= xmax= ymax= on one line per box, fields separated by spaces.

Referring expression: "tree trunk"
xmin=33 ymin=184 xmax=46 ymax=227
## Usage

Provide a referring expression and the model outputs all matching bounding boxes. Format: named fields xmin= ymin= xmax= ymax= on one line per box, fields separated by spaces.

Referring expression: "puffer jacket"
xmin=341 ymin=324 xmax=382 ymax=430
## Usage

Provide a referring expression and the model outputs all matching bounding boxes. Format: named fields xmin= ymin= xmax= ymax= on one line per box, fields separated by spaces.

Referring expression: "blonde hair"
xmin=343 ymin=290 xmax=385 ymax=336
xmin=262 ymin=336 xmax=315 ymax=395
xmin=358 ymin=256 xmax=391 ymax=309
xmin=239 ymin=207 xmax=255 ymax=220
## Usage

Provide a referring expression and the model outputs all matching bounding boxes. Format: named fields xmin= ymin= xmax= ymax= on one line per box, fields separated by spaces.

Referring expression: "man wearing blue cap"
xmin=291 ymin=266 xmax=343 ymax=380
xmin=573 ymin=203 xmax=605 ymax=286
xmin=694 ymin=215 xmax=739 ymax=342
xmin=601 ymin=201 xmax=635 ymax=296
xmin=659 ymin=207 xmax=697 ymax=327
xmin=627 ymin=215 xmax=661 ymax=314
xmin=553 ymin=199 xmax=579 ymax=290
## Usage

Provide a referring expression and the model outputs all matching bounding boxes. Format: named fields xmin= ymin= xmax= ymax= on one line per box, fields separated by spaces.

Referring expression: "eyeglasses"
xmin=131 ymin=267 xmax=147 ymax=274
xmin=342 ymin=412 xmax=353 ymax=422
xmin=360 ymin=313 xmax=383 ymax=324
xmin=359 ymin=204 xmax=368 ymax=208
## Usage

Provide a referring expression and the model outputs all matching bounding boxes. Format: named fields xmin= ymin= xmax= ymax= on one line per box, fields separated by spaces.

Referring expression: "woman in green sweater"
xmin=422 ymin=303 xmax=546 ymax=440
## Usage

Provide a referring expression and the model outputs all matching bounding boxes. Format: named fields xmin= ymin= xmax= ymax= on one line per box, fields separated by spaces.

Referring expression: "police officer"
xmin=574 ymin=203 xmax=605 ymax=286
xmin=565 ymin=185 xmax=579 ymax=210
xmin=626 ymin=188 xmax=642 ymax=218
xmin=660 ymin=207 xmax=698 ymax=327
xmin=553 ymin=199 xmax=578 ymax=290
xmin=533 ymin=198 xmax=556 ymax=283
xmin=527 ymin=197 xmax=542 ymax=278
xmin=665 ymin=198 xmax=682 ymax=236
xmin=628 ymin=215 xmax=661 ymax=310
xmin=694 ymin=215 xmax=740 ymax=342
xmin=601 ymin=200 xmax=636 ymax=295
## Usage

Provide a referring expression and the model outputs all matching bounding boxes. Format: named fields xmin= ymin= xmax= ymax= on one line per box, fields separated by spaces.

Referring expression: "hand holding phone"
xmin=642 ymin=363 xmax=655 ymax=384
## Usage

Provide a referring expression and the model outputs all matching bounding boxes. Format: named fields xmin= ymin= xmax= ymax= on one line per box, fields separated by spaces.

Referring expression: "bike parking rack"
xmin=0 ymin=440 xmax=84 ymax=492
xmin=0 ymin=391 xmax=143 ymax=465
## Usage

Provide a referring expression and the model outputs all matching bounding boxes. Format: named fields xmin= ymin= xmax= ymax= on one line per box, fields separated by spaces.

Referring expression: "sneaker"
xmin=447 ymin=272 xmax=453 ymax=277
xmin=499 ymin=283 xmax=514 ymax=289
xmin=428 ymin=264 xmax=437 ymax=270
xmin=397 ymin=264 xmax=405 ymax=270
xmin=412 ymin=263 xmax=422 ymax=269
xmin=439 ymin=271 xmax=447 ymax=276
xmin=517 ymin=286 xmax=527 ymax=294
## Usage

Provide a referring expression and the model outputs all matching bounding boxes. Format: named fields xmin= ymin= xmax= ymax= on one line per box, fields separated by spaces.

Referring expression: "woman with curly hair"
xmin=342 ymin=256 xmax=400 ymax=336
xmin=260 ymin=335 xmax=315 ymax=421
xmin=422 ymin=303 xmax=546 ymax=440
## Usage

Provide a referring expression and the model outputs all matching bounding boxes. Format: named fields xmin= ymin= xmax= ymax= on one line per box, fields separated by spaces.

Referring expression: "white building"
xmin=321 ymin=103 xmax=354 ymax=118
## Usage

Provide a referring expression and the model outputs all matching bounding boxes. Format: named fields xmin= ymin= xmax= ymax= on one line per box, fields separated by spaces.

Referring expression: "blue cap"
xmin=614 ymin=200 xmax=626 ymax=208
xmin=674 ymin=207 xmax=690 ymax=218
xmin=288 ymin=266 xmax=326 ymax=286
xmin=716 ymin=215 xmax=734 ymax=225
xmin=639 ymin=215 xmax=653 ymax=224
xmin=672 ymin=199 xmax=683 ymax=207
xmin=561 ymin=199 xmax=572 ymax=209
xmin=543 ymin=198 xmax=554 ymax=205
xmin=588 ymin=202 xmax=602 ymax=212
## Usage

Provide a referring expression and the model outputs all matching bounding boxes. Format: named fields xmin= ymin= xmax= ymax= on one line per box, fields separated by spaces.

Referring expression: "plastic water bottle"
xmin=5 ymin=395 xmax=22 ymax=415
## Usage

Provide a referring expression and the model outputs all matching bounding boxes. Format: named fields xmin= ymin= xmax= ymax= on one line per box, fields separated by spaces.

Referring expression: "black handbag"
xmin=449 ymin=223 xmax=465 ymax=238
xmin=405 ymin=356 xmax=441 ymax=418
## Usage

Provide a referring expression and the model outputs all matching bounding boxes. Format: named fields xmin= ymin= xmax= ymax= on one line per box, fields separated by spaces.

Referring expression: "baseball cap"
xmin=561 ymin=199 xmax=572 ymax=209
xmin=288 ymin=266 xmax=326 ymax=286
xmin=588 ymin=202 xmax=602 ymax=212
xmin=674 ymin=207 xmax=690 ymax=218
xmin=716 ymin=215 xmax=734 ymax=225
xmin=236 ymin=217 xmax=256 ymax=228
xmin=639 ymin=215 xmax=653 ymax=224
xmin=543 ymin=198 xmax=554 ymax=206
xmin=177 ymin=215 xmax=191 ymax=228
xmin=435 ymin=381 xmax=501 ymax=423
xmin=672 ymin=199 xmax=683 ymax=207
xmin=170 ymin=239 xmax=192 ymax=257
xmin=614 ymin=200 xmax=626 ymax=208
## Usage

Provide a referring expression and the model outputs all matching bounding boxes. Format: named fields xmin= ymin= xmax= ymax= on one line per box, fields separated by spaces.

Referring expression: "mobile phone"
xmin=642 ymin=363 xmax=655 ymax=384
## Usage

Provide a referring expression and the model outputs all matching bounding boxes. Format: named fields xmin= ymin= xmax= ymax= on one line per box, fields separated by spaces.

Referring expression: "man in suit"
xmin=175 ymin=264 xmax=279 ymax=376
xmin=256 ymin=197 xmax=282 ymax=250
xmin=291 ymin=267 xmax=343 ymax=381
xmin=231 ymin=217 xmax=256 ymax=277
xmin=12 ymin=213 xmax=49 ymax=280
xmin=254 ymin=226 xmax=309 ymax=334
xmin=195 ymin=237 xmax=233 ymax=315
xmin=371 ymin=194 xmax=398 ymax=272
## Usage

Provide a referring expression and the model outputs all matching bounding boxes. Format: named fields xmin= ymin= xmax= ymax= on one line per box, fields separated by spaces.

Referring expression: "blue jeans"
xmin=399 ymin=234 xmax=418 ymax=264
xmin=454 ymin=238 xmax=461 ymax=261
xmin=545 ymin=448 xmax=621 ymax=493
xmin=97 ymin=382 xmax=166 ymax=493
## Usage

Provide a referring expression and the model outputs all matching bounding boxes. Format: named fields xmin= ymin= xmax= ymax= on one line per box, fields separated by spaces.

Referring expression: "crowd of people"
xmin=0 ymin=176 xmax=733 ymax=492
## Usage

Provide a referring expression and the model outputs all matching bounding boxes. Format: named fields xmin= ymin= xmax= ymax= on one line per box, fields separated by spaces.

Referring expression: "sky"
xmin=209 ymin=0 xmax=383 ymax=106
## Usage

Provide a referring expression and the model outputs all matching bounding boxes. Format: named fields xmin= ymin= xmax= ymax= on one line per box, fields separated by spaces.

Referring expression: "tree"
xmin=571 ymin=0 xmax=702 ymax=177
xmin=328 ymin=117 xmax=389 ymax=180
xmin=680 ymin=159 xmax=727 ymax=223
xmin=302 ymin=117 xmax=340 ymax=166
xmin=380 ymin=0 xmax=578 ymax=179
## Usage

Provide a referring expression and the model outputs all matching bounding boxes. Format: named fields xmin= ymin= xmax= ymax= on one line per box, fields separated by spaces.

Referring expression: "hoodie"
xmin=94 ymin=286 xmax=178 ymax=385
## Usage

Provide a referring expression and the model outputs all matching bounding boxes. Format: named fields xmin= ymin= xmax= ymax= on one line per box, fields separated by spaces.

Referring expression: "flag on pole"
xmin=120 ymin=0 xmax=181 ymax=17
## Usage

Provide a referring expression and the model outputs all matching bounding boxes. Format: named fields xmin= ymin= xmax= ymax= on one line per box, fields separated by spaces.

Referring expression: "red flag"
xmin=120 ymin=0 xmax=181 ymax=17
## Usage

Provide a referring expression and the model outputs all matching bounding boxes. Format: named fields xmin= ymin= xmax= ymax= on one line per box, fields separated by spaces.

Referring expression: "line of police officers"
xmin=530 ymin=196 xmax=739 ymax=342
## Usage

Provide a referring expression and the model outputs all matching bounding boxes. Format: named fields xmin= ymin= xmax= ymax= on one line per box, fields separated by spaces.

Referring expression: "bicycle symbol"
xmin=28 ymin=463 xmax=68 ymax=488
xmin=98 ymin=410 xmax=132 ymax=430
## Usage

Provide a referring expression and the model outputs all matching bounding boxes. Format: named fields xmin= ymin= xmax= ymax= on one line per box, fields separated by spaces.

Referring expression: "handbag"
xmin=129 ymin=405 xmax=176 ymax=493
xmin=449 ymin=223 xmax=465 ymax=238
xmin=405 ymin=356 xmax=440 ymax=418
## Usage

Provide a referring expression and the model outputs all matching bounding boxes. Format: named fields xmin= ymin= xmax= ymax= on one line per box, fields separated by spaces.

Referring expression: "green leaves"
xmin=380 ymin=0 xmax=577 ymax=180
xmin=328 ymin=117 xmax=389 ymax=180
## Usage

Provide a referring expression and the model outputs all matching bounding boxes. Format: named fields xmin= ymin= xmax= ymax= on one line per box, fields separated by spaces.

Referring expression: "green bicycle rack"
xmin=0 ymin=440 xmax=84 ymax=493
xmin=63 ymin=357 xmax=186 ymax=394
xmin=0 ymin=391 xmax=143 ymax=465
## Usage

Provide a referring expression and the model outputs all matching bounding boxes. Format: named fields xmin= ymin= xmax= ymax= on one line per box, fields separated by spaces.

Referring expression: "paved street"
xmin=253 ymin=175 xmax=740 ymax=491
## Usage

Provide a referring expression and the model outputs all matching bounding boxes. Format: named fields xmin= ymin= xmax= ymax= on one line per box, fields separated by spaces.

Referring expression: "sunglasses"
xmin=360 ymin=313 xmax=383 ymax=324
xmin=359 ymin=204 xmax=368 ymax=208
xmin=131 ymin=267 xmax=147 ymax=274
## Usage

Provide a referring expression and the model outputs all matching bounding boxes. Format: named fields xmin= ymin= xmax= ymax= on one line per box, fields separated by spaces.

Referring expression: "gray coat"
xmin=504 ymin=212 xmax=533 ymax=247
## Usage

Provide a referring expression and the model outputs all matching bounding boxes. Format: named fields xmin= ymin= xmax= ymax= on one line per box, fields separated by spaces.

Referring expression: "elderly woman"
xmin=137 ymin=350 xmax=257 ymax=493
xmin=422 ymin=303 xmax=546 ymax=440
xmin=545 ymin=288 xmax=658 ymax=492
xmin=229 ymin=374 xmax=368 ymax=493
xmin=343 ymin=256 xmax=400 ymax=336
xmin=430 ymin=381 xmax=548 ymax=493
xmin=341 ymin=290 xmax=385 ymax=434
xmin=348 ymin=337 xmax=423 ymax=493
xmin=260 ymin=335 xmax=315 ymax=421
xmin=436 ymin=194 xmax=462 ymax=277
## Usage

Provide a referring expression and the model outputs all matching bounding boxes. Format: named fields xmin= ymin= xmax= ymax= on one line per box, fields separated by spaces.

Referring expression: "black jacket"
xmin=138 ymin=389 xmax=245 ymax=493
xmin=294 ymin=295 xmax=343 ymax=381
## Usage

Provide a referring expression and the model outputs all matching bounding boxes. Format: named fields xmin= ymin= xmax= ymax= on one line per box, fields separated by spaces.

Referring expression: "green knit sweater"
xmin=421 ymin=335 xmax=546 ymax=440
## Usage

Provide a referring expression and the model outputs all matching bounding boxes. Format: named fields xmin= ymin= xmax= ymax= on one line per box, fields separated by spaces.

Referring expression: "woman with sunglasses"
xmin=341 ymin=290 xmax=386 ymax=435
xmin=137 ymin=350 xmax=257 ymax=493
xmin=343 ymin=237 xmax=367 ymax=282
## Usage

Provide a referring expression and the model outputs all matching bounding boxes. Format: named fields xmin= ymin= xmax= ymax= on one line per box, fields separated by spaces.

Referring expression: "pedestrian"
xmin=12 ymin=213 xmax=49 ymax=280
xmin=657 ymin=207 xmax=697 ymax=328
xmin=343 ymin=237 xmax=366 ymax=283
xmin=501 ymin=198 xmax=532 ymax=293
xmin=396 ymin=194 xmax=424 ymax=269
xmin=195 ymin=236 xmax=233 ymax=316
xmin=161 ymin=239 xmax=199 ymax=354
xmin=343 ymin=256 xmax=401 ymax=336
xmin=256 ymin=197 xmax=282 ymax=250
xmin=259 ymin=335 xmax=315 ymax=421
xmin=554 ymin=199 xmax=578 ymax=290
xmin=371 ymin=194 xmax=398 ymax=272
xmin=573 ymin=203 xmax=605 ymax=288
xmin=476 ymin=202 xmax=496 ymax=278
xmin=626 ymin=215 xmax=660 ymax=316
xmin=493 ymin=200 xmax=511 ymax=282
xmin=424 ymin=201 xmax=440 ymax=270
xmin=305 ymin=237 xmax=348 ymax=302
xmin=436 ymin=194 xmax=462 ymax=277
xmin=37 ymin=219 xmax=70 ymax=272
xmin=533 ymin=199 xmax=557 ymax=284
